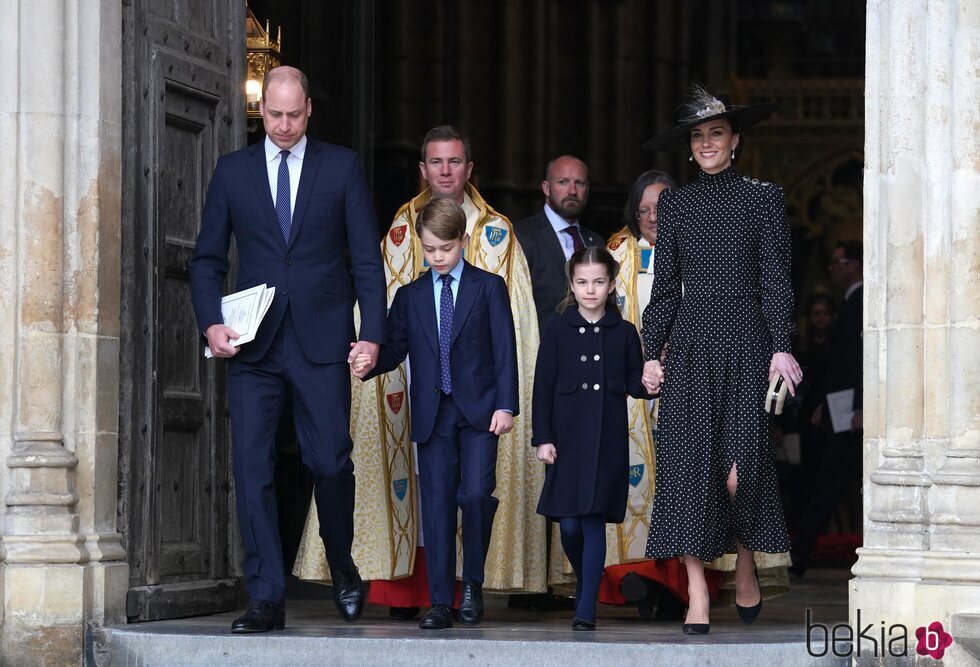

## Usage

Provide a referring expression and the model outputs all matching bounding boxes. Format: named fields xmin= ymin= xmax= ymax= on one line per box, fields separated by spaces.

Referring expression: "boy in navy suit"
xmin=353 ymin=198 xmax=519 ymax=629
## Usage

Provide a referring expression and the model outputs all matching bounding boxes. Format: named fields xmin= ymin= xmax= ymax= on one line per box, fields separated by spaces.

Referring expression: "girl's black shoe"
xmin=571 ymin=618 xmax=596 ymax=631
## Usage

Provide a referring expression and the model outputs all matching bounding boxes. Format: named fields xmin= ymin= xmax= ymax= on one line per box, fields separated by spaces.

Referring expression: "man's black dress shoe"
xmin=619 ymin=572 xmax=648 ymax=603
xmin=332 ymin=568 xmax=365 ymax=623
xmin=457 ymin=582 xmax=484 ymax=626
xmin=389 ymin=606 xmax=421 ymax=620
xmin=419 ymin=604 xmax=453 ymax=629
xmin=230 ymin=600 xmax=285 ymax=633
xmin=620 ymin=572 xmax=685 ymax=621
xmin=571 ymin=618 xmax=596 ymax=631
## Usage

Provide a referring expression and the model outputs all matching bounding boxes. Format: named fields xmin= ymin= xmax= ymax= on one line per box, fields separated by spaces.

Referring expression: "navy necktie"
xmin=439 ymin=273 xmax=455 ymax=394
xmin=276 ymin=149 xmax=291 ymax=242
xmin=563 ymin=225 xmax=585 ymax=252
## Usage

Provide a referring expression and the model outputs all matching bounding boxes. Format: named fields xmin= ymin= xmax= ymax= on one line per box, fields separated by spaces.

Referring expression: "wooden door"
xmin=119 ymin=0 xmax=245 ymax=621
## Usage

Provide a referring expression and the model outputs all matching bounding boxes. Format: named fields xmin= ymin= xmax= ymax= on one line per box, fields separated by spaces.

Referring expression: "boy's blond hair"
xmin=415 ymin=198 xmax=466 ymax=241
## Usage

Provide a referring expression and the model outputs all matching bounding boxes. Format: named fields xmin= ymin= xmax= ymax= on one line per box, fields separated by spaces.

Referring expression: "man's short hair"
xmin=835 ymin=240 xmax=863 ymax=264
xmin=263 ymin=66 xmax=311 ymax=100
xmin=415 ymin=198 xmax=466 ymax=241
xmin=420 ymin=125 xmax=471 ymax=163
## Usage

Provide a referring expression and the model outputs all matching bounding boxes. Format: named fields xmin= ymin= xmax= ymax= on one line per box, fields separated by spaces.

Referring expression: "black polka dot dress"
xmin=641 ymin=165 xmax=792 ymax=561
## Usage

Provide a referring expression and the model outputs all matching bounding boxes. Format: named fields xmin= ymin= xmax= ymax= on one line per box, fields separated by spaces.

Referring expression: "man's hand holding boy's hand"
xmin=350 ymin=352 xmax=373 ymax=378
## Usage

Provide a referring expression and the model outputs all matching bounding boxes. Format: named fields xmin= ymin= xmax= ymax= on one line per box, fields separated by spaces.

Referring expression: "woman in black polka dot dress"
xmin=639 ymin=86 xmax=803 ymax=634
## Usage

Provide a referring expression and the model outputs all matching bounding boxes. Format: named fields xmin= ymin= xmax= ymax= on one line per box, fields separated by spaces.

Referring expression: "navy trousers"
xmin=228 ymin=310 xmax=356 ymax=603
xmin=417 ymin=393 xmax=499 ymax=606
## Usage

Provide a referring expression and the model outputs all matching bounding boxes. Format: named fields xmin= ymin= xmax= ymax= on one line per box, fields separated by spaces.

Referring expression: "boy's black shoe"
xmin=419 ymin=604 xmax=454 ymax=629
xmin=230 ymin=600 xmax=285 ymax=633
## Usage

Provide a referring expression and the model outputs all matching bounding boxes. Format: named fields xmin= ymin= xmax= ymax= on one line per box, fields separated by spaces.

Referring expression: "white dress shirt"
xmin=543 ymin=204 xmax=583 ymax=260
xmin=431 ymin=257 xmax=464 ymax=333
xmin=264 ymin=135 xmax=307 ymax=216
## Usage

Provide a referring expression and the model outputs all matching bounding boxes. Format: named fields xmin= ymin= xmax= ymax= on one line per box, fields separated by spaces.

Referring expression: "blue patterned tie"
xmin=439 ymin=273 xmax=455 ymax=393
xmin=275 ymin=149 xmax=291 ymax=242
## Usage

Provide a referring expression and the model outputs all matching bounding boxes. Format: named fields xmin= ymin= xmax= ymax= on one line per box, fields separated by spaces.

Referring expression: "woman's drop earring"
xmin=731 ymin=149 xmax=735 ymax=160
xmin=689 ymin=155 xmax=694 ymax=162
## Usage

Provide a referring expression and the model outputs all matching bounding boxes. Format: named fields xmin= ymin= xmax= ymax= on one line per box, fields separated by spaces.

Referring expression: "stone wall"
xmin=852 ymin=0 xmax=980 ymax=664
xmin=0 ymin=1 xmax=127 ymax=664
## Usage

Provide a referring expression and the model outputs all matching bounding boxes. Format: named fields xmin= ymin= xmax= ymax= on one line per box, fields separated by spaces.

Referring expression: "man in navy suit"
xmin=353 ymin=198 xmax=519 ymax=630
xmin=515 ymin=156 xmax=603 ymax=333
xmin=189 ymin=67 xmax=386 ymax=632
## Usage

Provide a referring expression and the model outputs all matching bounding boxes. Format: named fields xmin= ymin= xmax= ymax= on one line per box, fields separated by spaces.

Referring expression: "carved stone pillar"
xmin=853 ymin=0 xmax=980 ymax=662
xmin=0 ymin=1 xmax=127 ymax=663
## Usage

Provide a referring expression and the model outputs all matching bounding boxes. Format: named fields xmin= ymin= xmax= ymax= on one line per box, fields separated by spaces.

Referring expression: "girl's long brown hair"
xmin=557 ymin=246 xmax=621 ymax=316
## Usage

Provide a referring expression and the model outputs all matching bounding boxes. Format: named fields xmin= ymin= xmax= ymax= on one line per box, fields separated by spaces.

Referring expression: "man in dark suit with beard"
xmin=790 ymin=240 xmax=863 ymax=577
xmin=515 ymin=156 xmax=603 ymax=333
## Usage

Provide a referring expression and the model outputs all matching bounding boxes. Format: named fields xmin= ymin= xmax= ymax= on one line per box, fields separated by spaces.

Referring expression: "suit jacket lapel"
xmin=538 ymin=211 xmax=569 ymax=268
xmin=412 ymin=275 xmax=440 ymax=355
xmin=286 ymin=139 xmax=324 ymax=249
xmin=246 ymin=145 xmax=282 ymax=248
xmin=450 ymin=264 xmax=478 ymax=345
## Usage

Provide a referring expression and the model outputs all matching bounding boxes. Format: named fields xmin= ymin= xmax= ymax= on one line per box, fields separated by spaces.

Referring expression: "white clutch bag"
xmin=764 ymin=374 xmax=789 ymax=415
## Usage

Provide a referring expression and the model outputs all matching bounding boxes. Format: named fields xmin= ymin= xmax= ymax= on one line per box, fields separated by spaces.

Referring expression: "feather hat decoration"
xmin=642 ymin=83 xmax=777 ymax=152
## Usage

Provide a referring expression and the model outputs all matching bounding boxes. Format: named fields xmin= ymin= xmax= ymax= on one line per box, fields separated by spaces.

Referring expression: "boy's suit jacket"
xmin=368 ymin=261 xmax=519 ymax=443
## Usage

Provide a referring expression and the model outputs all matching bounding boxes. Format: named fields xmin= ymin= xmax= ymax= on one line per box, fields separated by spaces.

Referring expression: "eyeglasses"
xmin=635 ymin=208 xmax=656 ymax=221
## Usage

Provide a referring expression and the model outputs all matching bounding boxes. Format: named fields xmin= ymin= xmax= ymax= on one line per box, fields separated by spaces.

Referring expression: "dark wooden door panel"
xmin=121 ymin=0 xmax=244 ymax=621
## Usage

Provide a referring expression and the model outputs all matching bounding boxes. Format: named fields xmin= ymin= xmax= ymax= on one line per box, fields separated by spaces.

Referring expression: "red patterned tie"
xmin=563 ymin=225 xmax=585 ymax=252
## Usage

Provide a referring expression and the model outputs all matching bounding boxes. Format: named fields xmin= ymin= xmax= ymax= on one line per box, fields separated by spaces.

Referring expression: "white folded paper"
xmin=204 ymin=284 xmax=275 ymax=358
xmin=826 ymin=388 xmax=856 ymax=434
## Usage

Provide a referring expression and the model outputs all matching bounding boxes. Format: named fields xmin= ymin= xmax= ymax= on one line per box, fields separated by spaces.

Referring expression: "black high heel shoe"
xmin=682 ymin=585 xmax=710 ymax=634
xmin=735 ymin=570 xmax=763 ymax=625
xmin=682 ymin=622 xmax=710 ymax=635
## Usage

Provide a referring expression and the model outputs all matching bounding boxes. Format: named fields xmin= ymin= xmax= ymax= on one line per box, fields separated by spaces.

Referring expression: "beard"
xmin=549 ymin=195 xmax=585 ymax=220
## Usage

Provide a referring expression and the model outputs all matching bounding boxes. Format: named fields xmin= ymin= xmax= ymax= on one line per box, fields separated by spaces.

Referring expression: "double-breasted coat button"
xmin=593 ymin=383 xmax=600 ymax=391
xmin=594 ymin=326 xmax=600 ymax=333
xmin=580 ymin=355 xmax=587 ymax=362
xmin=579 ymin=327 xmax=585 ymax=334
xmin=581 ymin=382 xmax=588 ymax=390
xmin=594 ymin=354 xmax=600 ymax=361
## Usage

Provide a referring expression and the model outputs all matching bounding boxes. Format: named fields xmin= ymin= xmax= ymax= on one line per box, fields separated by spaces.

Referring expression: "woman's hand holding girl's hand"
xmin=536 ymin=444 xmax=557 ymax=464
xmin=642 ymin=360 xmax=664 ymax=395
xmin=769 ymin=351 xmax=803 ymax=396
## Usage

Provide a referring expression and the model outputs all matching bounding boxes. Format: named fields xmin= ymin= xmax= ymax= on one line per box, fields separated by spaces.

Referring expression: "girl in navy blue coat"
xmin=532 ymin=246 xmax=649 ymax=630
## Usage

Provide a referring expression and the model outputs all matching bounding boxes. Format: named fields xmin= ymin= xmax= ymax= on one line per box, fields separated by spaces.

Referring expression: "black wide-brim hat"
xmin=643 ymin=85 xmax=777 ymax=152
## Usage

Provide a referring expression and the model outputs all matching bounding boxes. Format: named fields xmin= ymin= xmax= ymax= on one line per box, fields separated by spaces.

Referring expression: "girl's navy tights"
xmin=559 ymin=514 xmax=606 ymax=622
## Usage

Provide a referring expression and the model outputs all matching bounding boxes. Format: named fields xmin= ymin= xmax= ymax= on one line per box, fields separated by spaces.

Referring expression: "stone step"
xmin=99 ymin=595 xmax=848 ymax=666
xmin=103 ymin=626 xmax=841 ymax=667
